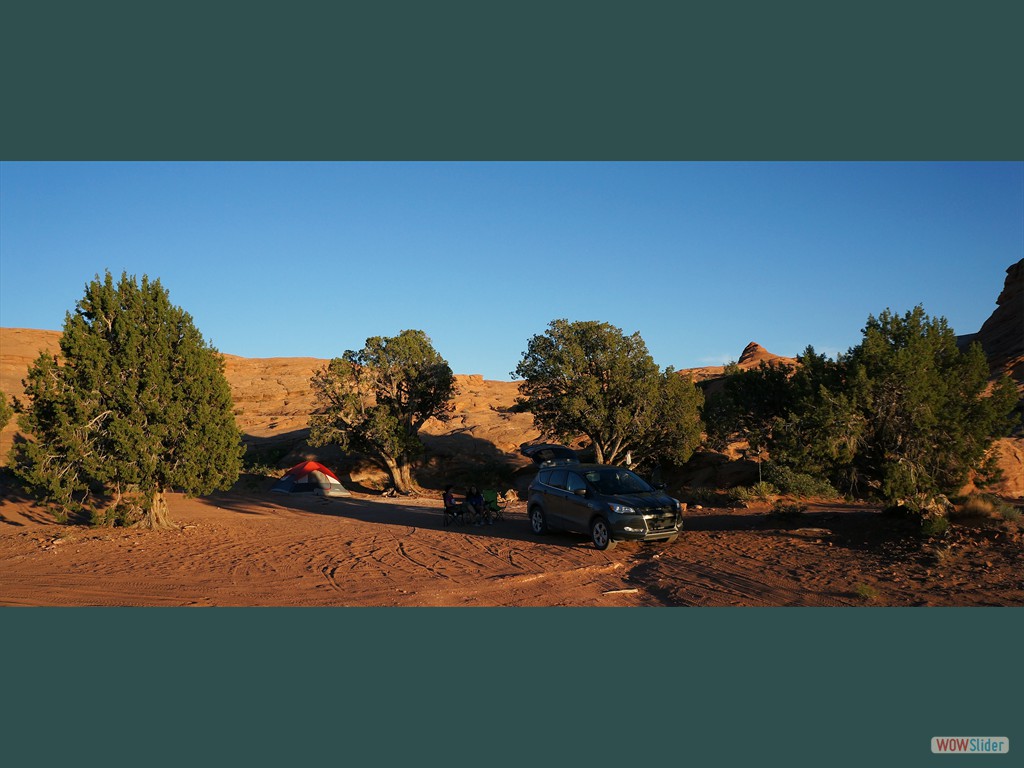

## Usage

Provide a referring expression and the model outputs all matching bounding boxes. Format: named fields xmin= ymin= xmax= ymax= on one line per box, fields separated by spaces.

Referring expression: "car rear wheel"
xmin=529 ymin=506 xmax=548 ymax=535
xmin=590 ymin=517 xmax=616 ymax=550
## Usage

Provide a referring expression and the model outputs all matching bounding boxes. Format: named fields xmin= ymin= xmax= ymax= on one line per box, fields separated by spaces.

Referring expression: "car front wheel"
xmin=529 ymin=506 xmax=548 ymax=535
xmin=590 ymin=517 xmax=616 ymax=550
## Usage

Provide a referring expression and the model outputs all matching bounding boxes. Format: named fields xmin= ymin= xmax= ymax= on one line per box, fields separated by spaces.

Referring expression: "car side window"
xmin=548 ymin=469 xmax=568 ymax=490
xmin=565 ymin=472 xmax=587 ymax=494
xmin=537 ymin=469 xmax=552 ymax=486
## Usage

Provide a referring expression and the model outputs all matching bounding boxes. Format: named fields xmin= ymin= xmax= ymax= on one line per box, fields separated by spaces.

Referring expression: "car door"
xmin=561 ymin=470 xmax=593 ymax=533
xmin=543 ymin=469 xmax=571 ymax=528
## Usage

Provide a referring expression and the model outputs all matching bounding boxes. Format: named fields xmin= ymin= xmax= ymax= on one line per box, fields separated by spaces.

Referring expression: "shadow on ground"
xmin=197 ymin=488 xmax=603 ymax=551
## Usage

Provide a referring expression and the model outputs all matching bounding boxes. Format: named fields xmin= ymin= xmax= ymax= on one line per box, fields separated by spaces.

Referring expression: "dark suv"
xmin=521 ymin=444 xmax=683 ymax=550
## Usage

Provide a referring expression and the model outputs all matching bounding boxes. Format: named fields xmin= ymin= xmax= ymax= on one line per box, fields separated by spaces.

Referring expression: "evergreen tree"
xmin=845 ymin=307 xmax=1017 ymax=503
xmin=769 ymin=346 xmax=867 ymax=494
xmin=308 ymin=330 xmax=456 ymax=493
xmin=513 ymin=319 xmax=704 ymax=468
xmin=703 ymin=359 xmax=796 ymax=455
xmin=11 ymin=271 xmax=243 ymax=527
xmin=630 ymin=369 xmax=706 ymax=470
xmin=705 ymin=307 xmax=1018 ymax=504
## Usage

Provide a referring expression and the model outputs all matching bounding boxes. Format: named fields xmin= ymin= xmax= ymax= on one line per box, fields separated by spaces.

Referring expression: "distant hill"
xmin=677 ymin=341 xmax=797 ymax=387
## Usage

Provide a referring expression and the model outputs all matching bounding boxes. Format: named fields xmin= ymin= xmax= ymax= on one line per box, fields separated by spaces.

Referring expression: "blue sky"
xmin=1 ymin=161 xmax=1021 ymax=381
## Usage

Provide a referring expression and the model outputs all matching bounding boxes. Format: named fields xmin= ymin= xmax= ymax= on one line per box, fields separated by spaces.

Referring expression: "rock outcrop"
xmin=736 ymin=341 xmax=796 ymax=369
xmin=975 ymin=258 xmax=1024 ymax=392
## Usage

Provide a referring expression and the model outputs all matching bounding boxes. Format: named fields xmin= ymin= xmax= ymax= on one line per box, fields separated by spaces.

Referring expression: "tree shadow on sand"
xmin=241 ymin=428 xmax=532 ymax=498
xmin=196 ymin=487 xmax=602 ymax=550
xmin=0 ymin=467 xmax=85 ymax=526
xmin=686 ymin=505 xmax=929 ymax=560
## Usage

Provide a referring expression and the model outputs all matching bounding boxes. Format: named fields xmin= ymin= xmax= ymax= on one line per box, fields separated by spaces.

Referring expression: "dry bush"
xmin=952 ymin=494 xmax=1021 ymax=524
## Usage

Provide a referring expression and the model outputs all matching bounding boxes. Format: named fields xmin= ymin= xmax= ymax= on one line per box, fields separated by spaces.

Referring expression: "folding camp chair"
xmin=482 ymin=489 xmax=506 ymax=522
xmin=443 ymin=495 xmax=469 ymax=528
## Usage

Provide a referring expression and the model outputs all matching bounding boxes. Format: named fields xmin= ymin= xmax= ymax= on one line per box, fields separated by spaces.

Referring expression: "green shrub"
xmin=762 ymin=463 xmax=838 ymax=499
xmin=242 ymin=444 xmax=291 ymax=475
xmin=998 ymin=503 xmax=1021 ymax=523
xmin=730 ymin=482 xmax=779 ymax=503
xmin=770 ymin=500 xmax=807 ymax=517
xmin=920 ymin=515 xmax=950 ymax=537
xmin=950 ymin=494 xmax=1021 ymax=524
xmin=689 ymin=486 xmax=722 ymax=505
xmin=952 ymin=494 xmax=997 ymax=520
xmin=854 ymin=583 xmax=878 ymax=602
xmin=242 ymin=462 xmax=280 ymax=478
xmin=983 ymin=495 xmax=1022 ymax=523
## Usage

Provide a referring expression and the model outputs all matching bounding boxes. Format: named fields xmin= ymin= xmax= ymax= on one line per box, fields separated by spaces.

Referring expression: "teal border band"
xmin=2 ymin=1 xmax=1022 ymax=159
xmin=4 ymin=608 xmax=1021 ymax=767
xmin=2 ymin=3 xmax=1021 ymax=767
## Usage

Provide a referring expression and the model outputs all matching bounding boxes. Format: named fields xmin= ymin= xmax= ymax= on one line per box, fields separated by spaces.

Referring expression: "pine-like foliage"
xmin=845 ymin=307 xmax=1018 ymax=502
xmin=11 ymin=272 xmax=243 ymax=527
xmin=703 ymin=359 xmax=797 ymax=453
xmin=513 ymin=319 xmax=704 ymax=468
xmin=707 ymin=306 xmax=1019 ymax=503
xmin=308 ymin=329 xmax=456 ymax=493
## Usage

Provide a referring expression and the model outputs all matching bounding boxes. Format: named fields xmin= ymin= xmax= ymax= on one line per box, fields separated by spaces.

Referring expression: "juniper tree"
xmin=11 ymin=271 xmax=243 ymax=527
xmin=703 ymin=359 xmax=797 ymax=459
xmin=844 ymin=306 xmax=1018 ymax=503
xmin=771 ymin=310 xmax=1013 ymax=503
xmin=715 ymin=307 xmax=1018 ymax=504
xmin=308 ymin=330 xmax=456 ymax=493
xmin=513 ymin=319 xmax=704 ymax=468
xmin=768 ymin=346 xmax=866 ymax=494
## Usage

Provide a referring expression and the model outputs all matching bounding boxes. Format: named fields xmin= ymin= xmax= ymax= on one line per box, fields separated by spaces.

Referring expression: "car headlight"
xmin=608 ymin=503 xmax=636 ymax=516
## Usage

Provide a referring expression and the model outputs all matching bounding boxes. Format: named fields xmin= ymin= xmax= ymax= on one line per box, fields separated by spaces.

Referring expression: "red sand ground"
xmin=2 ymin=488 xmax=1021 ymax=607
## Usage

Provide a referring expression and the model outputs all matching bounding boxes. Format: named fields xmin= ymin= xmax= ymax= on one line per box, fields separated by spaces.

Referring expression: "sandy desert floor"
xmin=2 ymin=486 xmax=1021 ymax=607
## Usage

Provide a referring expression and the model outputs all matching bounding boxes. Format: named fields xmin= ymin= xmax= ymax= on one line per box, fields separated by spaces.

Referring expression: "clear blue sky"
xmin=1 ymin=162 xmax=1021 ymax=381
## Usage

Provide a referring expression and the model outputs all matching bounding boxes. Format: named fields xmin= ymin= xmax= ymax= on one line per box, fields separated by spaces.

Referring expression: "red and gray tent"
xmin=271 ymin=461 xmax=351 ymax=497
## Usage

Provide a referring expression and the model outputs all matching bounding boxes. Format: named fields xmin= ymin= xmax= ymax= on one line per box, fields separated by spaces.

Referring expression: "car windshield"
xmin=583 ymin=468 xmax=654 ymax=495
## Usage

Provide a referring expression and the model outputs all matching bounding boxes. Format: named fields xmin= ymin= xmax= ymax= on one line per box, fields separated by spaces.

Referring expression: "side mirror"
xmin=574 ymin=488 xmax=588 ymax=497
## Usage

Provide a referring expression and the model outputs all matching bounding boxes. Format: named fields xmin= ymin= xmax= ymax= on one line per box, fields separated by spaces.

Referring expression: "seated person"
xmin=443 ymin=485 xmax=466 ymax=522
xmin=466 ymin=485 xmax=488 ymax=525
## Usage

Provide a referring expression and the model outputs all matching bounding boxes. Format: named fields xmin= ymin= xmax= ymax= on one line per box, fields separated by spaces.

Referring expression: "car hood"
xmin=605 ymin=491 xmax=677 ymax=511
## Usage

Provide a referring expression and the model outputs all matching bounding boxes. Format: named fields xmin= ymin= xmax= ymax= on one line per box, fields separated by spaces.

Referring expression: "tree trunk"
xmin=142 ymin=489 xmax=177 ymax=530
xmin=383 ymin=455 xmax=416 ymax=494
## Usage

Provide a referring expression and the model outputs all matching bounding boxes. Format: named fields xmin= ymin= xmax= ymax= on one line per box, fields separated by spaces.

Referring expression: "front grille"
xmin=644 ymin=509 xmax=677 ymax=532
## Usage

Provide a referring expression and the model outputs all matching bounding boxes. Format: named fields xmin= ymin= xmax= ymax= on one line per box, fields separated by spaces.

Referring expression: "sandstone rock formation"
xmin=975 ymin=258 xmax=1023 ymax=392
xmin=736 ymin=341 xmax=796 ymax=369
xmin=968 ymin=258 xmax=1024 ymax=496
xmin=676 ymin=341 xmax=797 ymax=399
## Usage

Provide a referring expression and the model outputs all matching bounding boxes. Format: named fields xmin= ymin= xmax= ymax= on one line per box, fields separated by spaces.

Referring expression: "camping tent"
xmin=271 ymin=461 xmax=351 ymax=497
